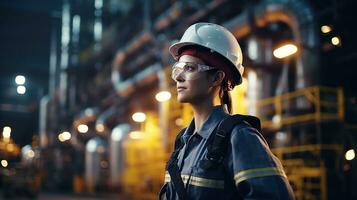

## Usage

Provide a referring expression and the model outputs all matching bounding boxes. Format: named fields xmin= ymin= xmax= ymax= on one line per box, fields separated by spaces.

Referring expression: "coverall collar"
xmin=185 ymin=105 xmax=229 ymax=139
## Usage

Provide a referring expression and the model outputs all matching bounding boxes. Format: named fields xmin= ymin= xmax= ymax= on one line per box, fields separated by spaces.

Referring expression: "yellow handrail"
xmin=256 ymin=86 xmax=344 ymax=129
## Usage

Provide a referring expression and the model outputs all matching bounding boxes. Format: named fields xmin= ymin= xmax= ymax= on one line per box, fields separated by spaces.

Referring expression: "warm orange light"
xmin=321 ymin=25 xmax=332 ymax=34
xmin=132 ymin=112 xmax=146 ymax=122
xmin=345 ymin=149 xmax=355 ymax=161
xmin=155 ymin=91 xmax=171 ymax=102
xmin=96 ymin=123 xmax=105 ymax=132
xmin=7 ymin=144 xmax=15 ymax=152
xmin=273 ymin=43 xmax=298 ymax=59
xmin=27 ymin=150 xmax=35 ymax=158
xmin=63 ymin=131 xmax=71 ymax=140
xmin=2 ymin=126 xmax=11 ymax=139
xmin=1 ymin=160 xmax=8 ymax=167
xmin=77 ymin=124 xmax=89 ymax=133
xmin=331 ymin=36 xmax=341 ymax=46
xmin=59 ymin=131 xmax=71 ymax=142
xmin=129 ymin=131 xmax=144 ymax=140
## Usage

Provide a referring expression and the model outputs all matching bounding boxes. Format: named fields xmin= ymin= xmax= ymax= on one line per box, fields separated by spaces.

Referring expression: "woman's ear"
xmin=211 ymin=71 xmax=225 ymax=87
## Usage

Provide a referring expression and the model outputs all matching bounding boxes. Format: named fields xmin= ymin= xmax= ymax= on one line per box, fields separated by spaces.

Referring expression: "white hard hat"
xmin=169 ymin=22 xmax=244 ymax=85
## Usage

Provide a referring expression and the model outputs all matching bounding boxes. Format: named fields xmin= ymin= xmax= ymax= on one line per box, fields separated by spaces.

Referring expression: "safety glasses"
xmin=171 ymin=61 xmax=216 ymax=81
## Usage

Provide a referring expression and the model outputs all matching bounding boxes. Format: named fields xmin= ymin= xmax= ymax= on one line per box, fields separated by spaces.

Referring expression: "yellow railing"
xmin=271 ymin=144 xmax=343 ymax=200
xmin=272 ymin=144 xmax=343 ymax=164
xmin=256 ymin=86 xmax=344 ymax=129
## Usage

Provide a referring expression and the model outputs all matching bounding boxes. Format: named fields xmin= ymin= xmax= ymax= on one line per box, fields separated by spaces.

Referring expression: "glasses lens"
xmin=171 ymin=65 xmax=182 ymax=80
xmin=183 ymin=62 xmax=198 ymax=72
xmin=173 ymin=62 xmax=186 ymax=69
xmin=171 ymin=62 xmax=206 ymax=81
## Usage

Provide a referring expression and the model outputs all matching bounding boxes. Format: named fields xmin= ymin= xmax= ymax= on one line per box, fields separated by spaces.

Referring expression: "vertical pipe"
xmin=94 ymin=0 xmax=103 ymax=51
xmin=39 ymin=96 xmax=49 ymax=148
xmin=85 ymin=151 xmax=95 ymax=193
xmin=247 ymin=70 xmax=259 ymax=115
xmin=72 ymin=15 xmax=81 ymax=46
xmin=157 ymin=70 xmax=169 ymax=149
xmin=275 ymin=61 xmax=290 ymax=96
xmin=49 ymin=24 xmax=57 ymax=98
xmin=68 ymin=15 xmax=81 ymax=110
xmin=59 ymin=0 xmax=71 ymax=108
xmin=110 ymin=124 xmax=130 ymax=188
xmin=48 ymin=20 xmax=59 ymax=146
xmin=143 ymin=0 xmax=151 ymax=31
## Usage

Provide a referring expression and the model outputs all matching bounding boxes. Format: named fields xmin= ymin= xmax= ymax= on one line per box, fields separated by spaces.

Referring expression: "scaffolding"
xmin=259 ymin=86 xmax=346 ymax=200
xmin=272 ymin=144 xmax=343 ymax=200
xmin=256 ymin=86 xmax=344 ymax=129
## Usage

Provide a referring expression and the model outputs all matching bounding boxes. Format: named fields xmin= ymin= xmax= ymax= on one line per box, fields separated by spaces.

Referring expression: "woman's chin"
xmin=177 ymin=94 xmax=190 ymax=103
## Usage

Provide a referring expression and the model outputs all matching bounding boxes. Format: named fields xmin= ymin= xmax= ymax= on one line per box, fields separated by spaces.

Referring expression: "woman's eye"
xmin=184 ymin=64 xmax=197 ymax=72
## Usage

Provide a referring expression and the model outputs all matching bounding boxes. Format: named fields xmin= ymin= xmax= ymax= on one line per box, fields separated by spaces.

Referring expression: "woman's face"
xmin=174 ymin=55 xmax=214 ymax=104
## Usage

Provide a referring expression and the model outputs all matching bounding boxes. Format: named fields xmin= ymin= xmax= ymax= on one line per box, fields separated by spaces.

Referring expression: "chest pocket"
xmin=186 ymin=157 xmax=226 ymax=190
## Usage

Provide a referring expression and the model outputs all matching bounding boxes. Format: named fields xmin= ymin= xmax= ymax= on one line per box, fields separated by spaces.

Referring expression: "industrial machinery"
xmin=35 ymin=0 xmax=356 ymax=199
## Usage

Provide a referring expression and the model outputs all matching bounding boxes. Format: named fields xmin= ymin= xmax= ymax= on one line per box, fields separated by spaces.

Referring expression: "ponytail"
xmin=207 ymin=69 xmax=233 ymax=113
xmin=220 ymin=86 xmax=232 ymax=114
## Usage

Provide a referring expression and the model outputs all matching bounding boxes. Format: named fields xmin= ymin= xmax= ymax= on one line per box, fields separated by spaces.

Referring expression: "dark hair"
xmin=220 ymin=82 xmax=233 ymax=114
xmin=207 ymin=70 xmax=233 ymax=114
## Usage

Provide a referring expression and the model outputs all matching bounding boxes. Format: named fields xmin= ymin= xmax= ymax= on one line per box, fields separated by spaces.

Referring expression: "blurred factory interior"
xmin=1 ymin=0 xmax=357 ymax=199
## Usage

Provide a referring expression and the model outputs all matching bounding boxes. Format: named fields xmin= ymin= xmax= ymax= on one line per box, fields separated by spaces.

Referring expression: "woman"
xmin=159 ymin=23 xmax=295 ymax=200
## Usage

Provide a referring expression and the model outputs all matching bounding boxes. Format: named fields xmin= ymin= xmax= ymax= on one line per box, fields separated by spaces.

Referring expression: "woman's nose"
xmin=174 ymin=71 xmax=185 ymax=82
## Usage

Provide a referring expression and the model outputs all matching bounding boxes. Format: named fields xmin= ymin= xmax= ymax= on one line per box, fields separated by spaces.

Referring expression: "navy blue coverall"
xmin=159 ymin=106 xmax=295 ymax=200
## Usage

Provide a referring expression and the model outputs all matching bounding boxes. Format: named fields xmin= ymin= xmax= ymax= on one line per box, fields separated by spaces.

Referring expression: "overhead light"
xmin=132 ymin=112 xmax=146 ymax=122
xmin=58 ymin=131 xmax=71 ymax=142
xmin=27 ymin=150 xmax=35 ymax=158
xmin=155 ymin=91 xmax=172 ymax=102
xmin=175 ymin=118 xmax=183 ymax=126
xmin=62 ymin=131 xmax=71 ymax=141
xmin=77 ymin=124 xmax=89 ymax=133
xmin=17 ymin=85 xmax=26 ymax=94
xmin=111 ymin=130 xmax=123 ymax=141
xmin=15 ymin=75 xmax=26 ymax=85
xmin=321 ymin=25 xmax=332 ymax=34
xmin=96 ymin=123 xmax=105 ymax=132
xmin=345 ymin=149 xmax=355 ymax=161
xmin=111 ymin=124 xmax=130 ymax=141
xmin=84 ymin=108 xmax=95 ymax=116
xmin=129 ymin=131 xmax=144 ymax=140
xmin=247 ymin=37 xmax=259 ymax=60
xmin=21 ymin=145 xmax=33 ymax=159
xmin=86 ymin=139 xmax=97 ymax=152
xmin=2 ymin=126 xmax=11 ymax=139
xmin=58 ymin=133 xmax=65 ymax=142
xmin=272 ymin=114 xmax=281 ymax=124
xmin=331 ymin=36 xmax=341 ymax=46
xmin=1 ymin=160 xmax=8 ymax=167
xmin=276 ymin=131 xmax=287 ymax=141
xmin=95 ymin=0 xmax=103 ymax=9
xmin=273 ymin=43 xmax=298 ymax=59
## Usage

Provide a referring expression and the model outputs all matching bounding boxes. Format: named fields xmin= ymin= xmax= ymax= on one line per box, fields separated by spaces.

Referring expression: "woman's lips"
xmin=177 ymin=86 xmax=186 ymax=92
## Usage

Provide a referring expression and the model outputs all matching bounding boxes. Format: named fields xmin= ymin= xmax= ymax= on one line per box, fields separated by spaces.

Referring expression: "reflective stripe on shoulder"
xmin=234 ymin=167 xmax=287 ymax=185
xmin=165 ymin=172 xmax=224 ymax=189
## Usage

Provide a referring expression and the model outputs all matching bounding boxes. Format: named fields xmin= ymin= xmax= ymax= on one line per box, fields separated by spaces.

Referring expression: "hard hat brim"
xmin=169 ymin=41 xmax=199 ymax=61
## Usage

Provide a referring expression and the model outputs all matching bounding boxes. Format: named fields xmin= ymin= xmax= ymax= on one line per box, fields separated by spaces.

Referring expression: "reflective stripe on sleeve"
xmin=165 ymin=172 xmax=224 ymax=189
xmin=234 ymin=167 xmax=287 ymax=185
